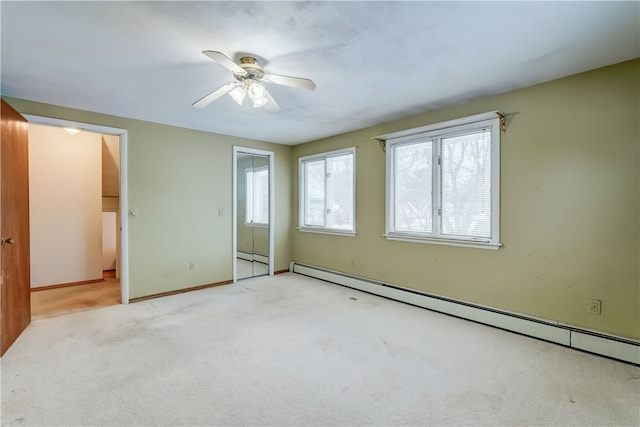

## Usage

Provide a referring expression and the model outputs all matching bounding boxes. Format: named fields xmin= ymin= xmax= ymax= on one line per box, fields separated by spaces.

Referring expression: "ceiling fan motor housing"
xmin=236 ymin=57 xmax=265 ymax=82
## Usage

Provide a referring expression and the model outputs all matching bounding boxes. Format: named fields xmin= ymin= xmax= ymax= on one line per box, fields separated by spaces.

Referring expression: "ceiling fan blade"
xmin=267 ymin=73 xmax=316 ymax=91
xmin=263 ymin=89 xmax=282 ymax=114
xmin=202 ymin=50 xmax=246 ymax=75
xmin=192 ymin=83 xmax=235 ymax=108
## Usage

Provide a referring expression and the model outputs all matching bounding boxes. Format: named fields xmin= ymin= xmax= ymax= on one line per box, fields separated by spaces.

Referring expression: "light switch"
xmin=218 ymin=208 xmax=223 ymax=216
xmin=129 ymin=208 xmax=137 ymax=218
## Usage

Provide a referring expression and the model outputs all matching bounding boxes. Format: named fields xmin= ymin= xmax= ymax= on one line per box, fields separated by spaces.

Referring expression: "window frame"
xmin=298 ymin=147 xmax=356 ymax=236
xmin=383 ymin=112 xmax=501 ymax=249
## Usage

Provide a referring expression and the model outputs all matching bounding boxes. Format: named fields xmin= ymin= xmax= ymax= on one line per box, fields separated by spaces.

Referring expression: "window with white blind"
xmin=299 ymin=148 xmax=355 ymax=235
xmin=383 ymin=112 xmax=501 ymax=249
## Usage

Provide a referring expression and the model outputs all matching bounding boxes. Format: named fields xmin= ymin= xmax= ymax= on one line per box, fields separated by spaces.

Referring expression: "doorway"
xmin=233 ymin=147 xmax=274 ymax=282
xmin=22 ymin=115 xmax=129 ymax=312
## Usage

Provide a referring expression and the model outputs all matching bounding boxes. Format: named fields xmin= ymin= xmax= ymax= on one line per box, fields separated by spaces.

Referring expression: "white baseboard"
xmin=290 ymin=262 xmax=639 ymax=365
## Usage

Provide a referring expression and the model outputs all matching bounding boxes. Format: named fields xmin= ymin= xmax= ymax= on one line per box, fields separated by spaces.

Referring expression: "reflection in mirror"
xmin=236 ymin=152 xmax=270 ymax=279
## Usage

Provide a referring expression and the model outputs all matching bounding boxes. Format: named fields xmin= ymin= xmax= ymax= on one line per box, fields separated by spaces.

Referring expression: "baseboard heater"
xmin=290 ymin=262 xmax=639 ymax=365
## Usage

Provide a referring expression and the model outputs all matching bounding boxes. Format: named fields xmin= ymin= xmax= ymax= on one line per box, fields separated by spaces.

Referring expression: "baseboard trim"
xmin=274 ymin=269 xmax=289 ymax=275
xmin=290 ymin=262 xmax=639 ymax=365
xmin=31 ymin=278 xmax=105 ymax=292
xmin=129 ymin=280 xmax=233 ymax=303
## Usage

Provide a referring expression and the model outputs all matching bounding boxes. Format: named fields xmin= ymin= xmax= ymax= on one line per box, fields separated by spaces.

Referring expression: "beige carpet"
xmin=2 ymin=273 xmax=639 ymax=426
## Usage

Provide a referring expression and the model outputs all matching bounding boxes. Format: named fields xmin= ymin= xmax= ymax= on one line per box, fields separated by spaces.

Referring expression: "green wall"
xmin=5 ymin=98 xmax=293 ymax=299
xmin=291 ymin=59 xmax=640 ymax=340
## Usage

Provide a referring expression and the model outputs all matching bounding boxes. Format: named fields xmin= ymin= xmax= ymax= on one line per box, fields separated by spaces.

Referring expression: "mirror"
xmin=236 ymin=152 xmax=270 ymax=279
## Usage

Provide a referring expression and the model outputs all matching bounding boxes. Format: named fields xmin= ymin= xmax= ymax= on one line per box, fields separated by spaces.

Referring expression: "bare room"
xmin=1 ymin=1 xmax=638 ymax=426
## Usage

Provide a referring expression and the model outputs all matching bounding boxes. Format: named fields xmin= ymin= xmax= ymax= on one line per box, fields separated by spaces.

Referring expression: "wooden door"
xmin=0 ymin=99 xmax=31 ymax=356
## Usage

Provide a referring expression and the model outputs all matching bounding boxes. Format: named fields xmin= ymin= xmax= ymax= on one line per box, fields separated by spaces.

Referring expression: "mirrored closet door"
xmin=234 ymin=148 xmax=274 ymax=280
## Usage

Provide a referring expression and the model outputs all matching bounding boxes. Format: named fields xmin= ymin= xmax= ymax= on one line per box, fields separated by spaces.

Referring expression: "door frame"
xmin=23 ymin=114 xmax=130 ymax=303
xmin=232 ymin=146 xmax=274 ymax=282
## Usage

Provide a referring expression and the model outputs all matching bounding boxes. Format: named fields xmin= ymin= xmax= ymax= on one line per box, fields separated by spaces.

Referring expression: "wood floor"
xmin=31 ymin=274 xmax=120 ymax=320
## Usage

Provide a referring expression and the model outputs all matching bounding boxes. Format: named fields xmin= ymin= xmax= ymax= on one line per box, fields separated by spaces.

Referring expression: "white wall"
xmin=29 ymin=124 xmax=103 ymax=287
xmin=102 ymin=211 xmax=117 ymax=270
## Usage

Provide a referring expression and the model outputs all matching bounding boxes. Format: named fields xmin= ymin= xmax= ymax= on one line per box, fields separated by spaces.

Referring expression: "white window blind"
xmin=303 ymin=160 xmax=325 ymax=226
xmin=394 ymin=140 xmax=432 ymax=233
xmin=441 ymin=129 xmax=492 ymax=238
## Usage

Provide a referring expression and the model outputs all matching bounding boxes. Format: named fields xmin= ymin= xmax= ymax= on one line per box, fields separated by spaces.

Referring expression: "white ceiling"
xmin=2 ymin=1 xmax=638 ymax=145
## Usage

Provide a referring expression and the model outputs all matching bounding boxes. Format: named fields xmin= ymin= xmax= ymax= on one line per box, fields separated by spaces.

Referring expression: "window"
xmin=299 ymin=148 xmax=355 ymax=235
xmin=246 ymin=166 xmax=269 ymax=225
xmin=383 ymin=112 xmax=501 ymax=249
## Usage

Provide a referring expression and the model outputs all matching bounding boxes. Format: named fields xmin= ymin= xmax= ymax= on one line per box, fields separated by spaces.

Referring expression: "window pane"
xmin=326 ymin=154 xmax=353 ymax=230
xmin=394 ymin=141 xmax=432 ymax=233
xmin=304 ymin=160 xmax=325 ymax=226
xmin=441 ymin=130 xmax=491 ymax=238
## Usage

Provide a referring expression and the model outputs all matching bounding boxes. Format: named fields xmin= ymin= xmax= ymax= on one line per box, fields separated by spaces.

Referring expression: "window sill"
xmin=298 ymin=227 xmax=356 ymax=237
xmin=384 ymin=233 xmax=501 ymax=250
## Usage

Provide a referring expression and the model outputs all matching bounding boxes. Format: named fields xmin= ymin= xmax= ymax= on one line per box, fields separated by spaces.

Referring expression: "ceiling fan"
xmin=193 ymin=50 xmax=316 ymax=113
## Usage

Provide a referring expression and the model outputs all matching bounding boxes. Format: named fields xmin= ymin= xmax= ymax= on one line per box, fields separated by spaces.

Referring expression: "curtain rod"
xmin=372 ymin=111 xmax=508 ymax=152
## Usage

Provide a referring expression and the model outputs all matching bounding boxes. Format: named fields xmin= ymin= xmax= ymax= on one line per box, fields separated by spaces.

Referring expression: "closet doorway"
xmin=233 ymin=147 xmax=274 ymax=281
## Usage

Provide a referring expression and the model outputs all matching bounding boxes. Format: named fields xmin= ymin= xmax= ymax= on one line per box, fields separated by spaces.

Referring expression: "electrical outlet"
xmin=588 ymin=299 xmax=601 ymax=315
xmin=189 ymin=261 xmax=196 ymax=271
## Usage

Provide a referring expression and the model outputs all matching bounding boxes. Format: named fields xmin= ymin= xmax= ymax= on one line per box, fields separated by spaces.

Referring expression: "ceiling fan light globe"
xmin=228 ymin=84 xmax=246 ymax=105
xmin=247 ymin=82 xmax=266 ymax=101
xmin=252 ymin=96 xmax=268 ymax=108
